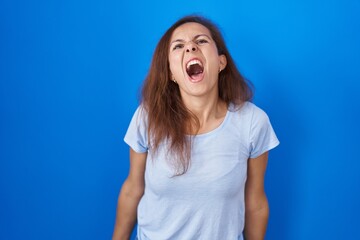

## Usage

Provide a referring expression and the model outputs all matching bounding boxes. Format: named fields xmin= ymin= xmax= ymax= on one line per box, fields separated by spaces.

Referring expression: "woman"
xmin=112 ymin=15 xmax=279 ymax=240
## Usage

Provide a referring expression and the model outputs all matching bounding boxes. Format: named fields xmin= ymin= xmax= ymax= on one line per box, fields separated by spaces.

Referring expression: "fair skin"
xmin=112 ymin=22 xmax=269 ymax=240
xmin=244 ymin=152 xmax=270 ymax=240
xmin=169 ymin=22 xmax=228 ymax=131
xmin=112 ymin=149 xmax=147 ymax=240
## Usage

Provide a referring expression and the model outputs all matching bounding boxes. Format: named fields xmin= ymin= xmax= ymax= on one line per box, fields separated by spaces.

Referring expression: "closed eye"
xmin=173 ymin=44 xmax=184 ymax=50
xmin=196 ymin=39 xmax=209 ymax=44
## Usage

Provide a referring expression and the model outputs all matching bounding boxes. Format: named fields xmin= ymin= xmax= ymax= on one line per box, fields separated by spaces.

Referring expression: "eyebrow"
xmin=170 ymin=34 xmax=211 ymax=45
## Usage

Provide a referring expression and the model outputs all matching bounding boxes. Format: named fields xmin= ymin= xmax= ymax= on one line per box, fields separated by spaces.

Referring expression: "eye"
xmin=196 ymin=39 xmax=208 ymax=45
xmin=172 ymin=44 xmax=184 ymax=50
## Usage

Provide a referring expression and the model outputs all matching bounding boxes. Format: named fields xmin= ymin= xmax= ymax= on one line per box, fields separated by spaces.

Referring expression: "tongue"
xmin=187 ymin=64 xmax=203 ymax=78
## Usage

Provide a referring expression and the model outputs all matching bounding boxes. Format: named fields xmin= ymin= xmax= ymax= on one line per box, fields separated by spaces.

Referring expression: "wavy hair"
xmin=141 ymin=15 xmax=253 ymax=175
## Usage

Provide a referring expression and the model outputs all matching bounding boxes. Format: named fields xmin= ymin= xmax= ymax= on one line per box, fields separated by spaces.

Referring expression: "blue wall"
xmin=1 ymin=0 xmax=359 ymax=239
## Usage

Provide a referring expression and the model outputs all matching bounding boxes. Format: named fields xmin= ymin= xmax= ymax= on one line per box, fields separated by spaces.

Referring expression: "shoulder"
xmin=131 ymin=104 xmax=148 ymax=124
xmin=229 ymin=101 xmax=268 ymax=121
xmin=247 ymin=102 xmax=270 ymax=125
xmin=126 ymin=105 xmax=149 ymax=135
xmin=227 ymin=102 xmax=272 ymax=136
xmin=133 ymin=104 xmax=147 ymax=117
xmin=125 ymin=105 xmax=149 ymax=152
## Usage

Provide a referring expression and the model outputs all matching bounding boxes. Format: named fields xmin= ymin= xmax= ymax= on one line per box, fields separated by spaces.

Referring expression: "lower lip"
xmin=188 ymin=72 xmax=204 ymax=83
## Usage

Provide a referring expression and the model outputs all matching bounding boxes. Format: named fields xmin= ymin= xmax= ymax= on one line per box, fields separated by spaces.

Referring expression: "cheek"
xmin=169 ymin=55 xmax=182 ymax=74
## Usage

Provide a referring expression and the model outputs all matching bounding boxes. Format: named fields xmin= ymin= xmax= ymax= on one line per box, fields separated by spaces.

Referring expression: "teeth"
xmin=186 ymin=59 xmax=203 ymax=69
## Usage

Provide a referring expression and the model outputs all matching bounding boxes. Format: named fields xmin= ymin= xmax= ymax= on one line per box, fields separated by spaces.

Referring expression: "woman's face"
xmin=168 ymin=22 xmax=227 ymax=100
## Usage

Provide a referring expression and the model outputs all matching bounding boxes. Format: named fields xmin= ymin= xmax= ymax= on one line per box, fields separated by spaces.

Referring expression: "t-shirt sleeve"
xmin=249 ymin=105 xmax=279 ymax=158
xmin=124 ymin=106 xmax=149 ymax=153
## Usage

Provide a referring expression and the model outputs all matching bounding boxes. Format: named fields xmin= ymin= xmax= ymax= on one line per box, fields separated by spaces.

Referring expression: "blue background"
xmin=1 ymin=0 xmax=359 ymax=239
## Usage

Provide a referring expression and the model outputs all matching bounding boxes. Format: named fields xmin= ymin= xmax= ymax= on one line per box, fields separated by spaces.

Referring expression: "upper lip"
xmin=184 ymin=57 xmax=204 ymax=70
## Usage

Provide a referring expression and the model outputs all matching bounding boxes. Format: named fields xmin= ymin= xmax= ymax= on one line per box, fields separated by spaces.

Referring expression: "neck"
xmin=182 ymin=95 xmax=228 ymax=134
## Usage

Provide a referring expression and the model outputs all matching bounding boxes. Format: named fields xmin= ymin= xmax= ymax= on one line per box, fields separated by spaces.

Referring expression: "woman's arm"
xmin=244 ymin=152 xmax=269 ymax=240
xmin=112 ymin=148 xmax=147 ymax=240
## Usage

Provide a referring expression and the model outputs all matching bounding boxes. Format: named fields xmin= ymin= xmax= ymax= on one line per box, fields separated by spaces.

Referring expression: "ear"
xmin=219 ymin=54 xmax=227 ymax=71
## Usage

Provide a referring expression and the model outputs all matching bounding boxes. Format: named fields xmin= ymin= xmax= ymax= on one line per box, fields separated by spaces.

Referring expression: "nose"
xmin=185 ymin=42 xmax=197 ymax=53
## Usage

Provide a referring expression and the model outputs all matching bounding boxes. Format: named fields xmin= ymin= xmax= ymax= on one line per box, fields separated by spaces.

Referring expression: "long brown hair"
xmin=141 ymin=15 xmax=253 ymax=175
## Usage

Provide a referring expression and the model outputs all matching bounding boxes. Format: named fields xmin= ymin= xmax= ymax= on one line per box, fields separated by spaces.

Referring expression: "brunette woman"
xmin=112 ymin=15 xmax=279 ymax=240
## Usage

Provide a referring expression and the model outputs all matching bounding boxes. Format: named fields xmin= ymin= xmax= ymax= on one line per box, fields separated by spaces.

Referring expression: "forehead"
xmin=170 ymin=22 xmax=212 ymax=40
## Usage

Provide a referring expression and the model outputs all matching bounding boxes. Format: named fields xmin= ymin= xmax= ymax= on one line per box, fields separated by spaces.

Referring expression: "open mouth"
xmin=186 ymin=59 xmax=204 ymax=81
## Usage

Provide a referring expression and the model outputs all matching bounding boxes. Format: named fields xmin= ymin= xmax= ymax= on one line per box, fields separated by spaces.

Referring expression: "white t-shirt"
xmin=124 ymin=102 xmax=279 ymax=240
